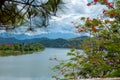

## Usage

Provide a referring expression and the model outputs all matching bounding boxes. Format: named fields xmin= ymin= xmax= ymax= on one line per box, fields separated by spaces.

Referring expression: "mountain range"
xmin=0 ymin=32 xmax=87 ymax=40
xmin=0 ymin=36 xmax=89 ymax=48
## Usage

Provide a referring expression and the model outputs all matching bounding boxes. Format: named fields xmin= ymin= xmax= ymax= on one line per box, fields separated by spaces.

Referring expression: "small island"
xmin=0 ymin=43 xmax=45 ymax=56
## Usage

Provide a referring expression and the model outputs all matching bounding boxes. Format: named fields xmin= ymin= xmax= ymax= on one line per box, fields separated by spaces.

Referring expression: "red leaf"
xmin=110 ymin=14 xmax=115 ymax=18
xmin=92 ymin=26 xmax=97 ymax=32
xmin=103 ymin=9 xmax=107 ymax=14
xmin=87 ymin=3 xmax=91 ymax=6
xmin=107 ymin=2 xmax=114 ymax=8
xmin=94 ymin=0 xmax=98 ymax=3
xmin=75 ymin=26 xmax=79 ymax=28
xmin=86 ymin=17 xmax=91 ymax=22
xmin=78 ymin=30 xmax=84 ymax=32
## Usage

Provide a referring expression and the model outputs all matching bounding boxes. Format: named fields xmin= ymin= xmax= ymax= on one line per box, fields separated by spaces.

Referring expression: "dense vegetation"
xmin=0 ymin=0 xmax=64 ymax=31
xmin=0 ymin=36 xmax=88 ymax=48
xmin=52 ymin=0 xmax=120 ymax=79
xmin=37 ymin=37 xmax=88 ymax=48
xmin=0 ymin=43 xmax=44 ymax=56
xmin=0 ymin=0 xmax=120 ymax=79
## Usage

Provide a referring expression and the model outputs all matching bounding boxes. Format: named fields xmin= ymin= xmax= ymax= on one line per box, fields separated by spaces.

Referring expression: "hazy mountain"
xmin=0 ymin=32 xmax=88 ymax=40
xmin=0 ymin=36 xmax=89 ymax=48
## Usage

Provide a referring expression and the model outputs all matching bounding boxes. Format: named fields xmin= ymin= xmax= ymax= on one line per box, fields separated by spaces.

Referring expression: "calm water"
xmin=0 ymin=48 xmax=70 ymax=80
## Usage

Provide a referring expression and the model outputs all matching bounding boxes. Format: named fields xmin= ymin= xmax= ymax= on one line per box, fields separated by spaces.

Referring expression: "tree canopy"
xmin=0 ymin=0 xmax=64 ymax=31
xmin=52 ymin=0 xmax=120 ymax=79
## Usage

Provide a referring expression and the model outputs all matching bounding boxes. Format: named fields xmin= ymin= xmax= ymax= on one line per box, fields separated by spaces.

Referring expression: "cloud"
xmin=65 ymin=0 xmax=88 ymax=14
xmin=36 ymin=0 xmax=107 ymax=35
xmin=5 ymin=0 xmax=107 ymax=36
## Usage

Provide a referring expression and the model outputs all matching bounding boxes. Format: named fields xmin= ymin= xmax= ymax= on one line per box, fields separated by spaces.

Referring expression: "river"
xmin=0 ymin=48 xmax=70 ymax=80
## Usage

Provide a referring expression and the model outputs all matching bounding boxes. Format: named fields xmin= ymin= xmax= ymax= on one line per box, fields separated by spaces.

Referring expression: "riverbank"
xmin=0 ymin=49 xmax=44 ymax=56
xmin=0 ymin=48 xmax=70 ymax=80
xmin=0 ymin=43 xmax=44 ymax=56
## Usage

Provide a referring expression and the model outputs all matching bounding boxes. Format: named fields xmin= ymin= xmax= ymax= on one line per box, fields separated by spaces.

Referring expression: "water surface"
xmin=0 ymin=48 xmax=70 ymax=80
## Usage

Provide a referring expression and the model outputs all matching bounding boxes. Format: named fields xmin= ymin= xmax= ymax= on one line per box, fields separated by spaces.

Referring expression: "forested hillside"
xmin=0 ymin=36 xmax=89 ymax=48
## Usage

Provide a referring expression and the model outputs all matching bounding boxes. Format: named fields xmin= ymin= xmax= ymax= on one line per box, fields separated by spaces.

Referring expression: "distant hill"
xmin=0 ymin=36 xmax=89 ymax=48
xmin=0 ymin=32 xmax=87 ymax=40
xmin=68 ymin=36 xmax=89 ymax=48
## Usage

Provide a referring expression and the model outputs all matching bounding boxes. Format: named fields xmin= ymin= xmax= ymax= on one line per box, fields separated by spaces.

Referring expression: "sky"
xmin=0 ymin=0 xmax=108 ymax=37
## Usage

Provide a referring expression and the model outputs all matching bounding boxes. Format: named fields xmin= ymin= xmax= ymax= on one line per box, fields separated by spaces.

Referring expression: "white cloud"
xmin=65 ymin=0 xmax=88 ymax=14
xmin=39 ymin=0 xmax=106 ymax=35
xmin=8 ymin=0 xmax=107 ymax=36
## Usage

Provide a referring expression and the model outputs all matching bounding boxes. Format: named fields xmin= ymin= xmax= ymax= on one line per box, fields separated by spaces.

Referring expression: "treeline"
xmin=0 ymin=43 xmax=44 ymax=56
xmin=0 ymin=36 xmax=89 ymax=48
xmin=37 ymin=38 xmax=88 ymax=48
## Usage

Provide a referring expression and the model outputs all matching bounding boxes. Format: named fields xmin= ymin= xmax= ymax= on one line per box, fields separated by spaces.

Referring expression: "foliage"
xmin=52 ymin=0 xmax=120 ymax=79
xmin=0 ymin=0 xmax=64 ymax=31
xmin=0 ymin=43 xmax=44 ymax=56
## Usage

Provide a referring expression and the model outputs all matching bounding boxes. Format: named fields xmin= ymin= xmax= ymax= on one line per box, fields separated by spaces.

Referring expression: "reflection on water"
xmin=0 ymin=48 xmax=70 ymax=80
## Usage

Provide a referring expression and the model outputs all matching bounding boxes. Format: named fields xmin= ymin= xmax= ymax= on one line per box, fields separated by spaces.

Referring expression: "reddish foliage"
xmin=78 ymin=29 xmax=84 ymax=32
xmin=107 ymin=2 xmax=114 ymax=8
xmin=92 ymin=26 xmax=97 ymax=32
xmin=86 ymin=17 xmax=91 ymax=22
xmin=105 ymin=0 xmax=108 ymax=3
xmin=94 ymin=0 xmax=98 ymax=3
xmin=87 ymin=3 xmax=91 ymax=6
xmin=110 ymin=14 xmax=115 ymax=18
xmin=103 ymin=9 xmax=107 ymax=14
xmin=75 ymin=26 xmax=79 ymax=28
